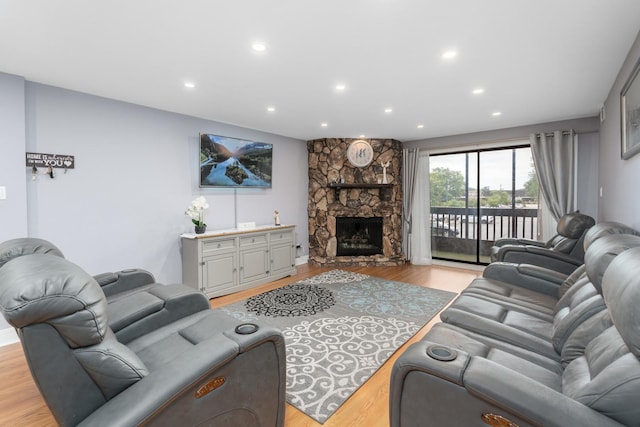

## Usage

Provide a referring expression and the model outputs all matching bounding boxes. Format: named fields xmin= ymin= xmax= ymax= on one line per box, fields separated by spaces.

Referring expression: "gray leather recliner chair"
xmin=0 ymin=254 xmax=286 ymax=426
xmin=490 ymin=212 xmax=595 ymax=275
xmin=0 ymin=237 xmax=210 ymax=343
xmin=481 ymin=221 xmax=640 ymax=297
xmin=391 ymin=244 xmax=640 ymax=427
xmin=390 ymin=224 xmax=640 ymax=427
xmin=438 ymin=233 xmax=640 ymax=360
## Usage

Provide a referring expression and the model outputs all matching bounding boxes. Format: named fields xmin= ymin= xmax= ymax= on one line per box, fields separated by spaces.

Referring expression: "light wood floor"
xmin=0 ymin=263 xmax=480 ymax=427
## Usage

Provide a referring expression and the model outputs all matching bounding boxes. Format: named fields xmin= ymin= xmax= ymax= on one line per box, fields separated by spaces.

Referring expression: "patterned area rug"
xmin=220 ymin=270 xmax=456 ymax=424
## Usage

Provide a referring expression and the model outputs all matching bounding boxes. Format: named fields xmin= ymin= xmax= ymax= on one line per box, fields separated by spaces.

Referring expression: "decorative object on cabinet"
xmin=185 ymin=196 xmax=209 ymax=234
xmin=621 ymin=57 xmax=640 ymax=159
xmin=181 ymin=225 xmax=296 ymax=298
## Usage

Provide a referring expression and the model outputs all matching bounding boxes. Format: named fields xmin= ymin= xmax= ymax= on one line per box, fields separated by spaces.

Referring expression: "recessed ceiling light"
xmin=442 ymin=50 xmax=457 ymax=59
xmin=335 ymin=84 xmax=346 ymax=91
xmin=417 ymin=124 xmax=424 ymax=129
xmin=321 ymin=122 xmax=328 ymax=127
xmin=492 ymin=111 xmax=502 ymax=116
xmin=472 ymin=88 xmax=485 ymax=95
xmin=384 ymin=108 xmax=393 ymax=113
xmin=267 ymin=106 xmax=276 ymax=112
xmin=184 ymin=82 xmax=196 ymax=89
xmin=252 ymin=43 xmax=267 ymax=52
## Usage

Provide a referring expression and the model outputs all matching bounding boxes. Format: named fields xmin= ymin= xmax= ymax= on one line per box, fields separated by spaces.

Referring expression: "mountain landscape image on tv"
xmin=199 ymin=133 xmax=273 ymax=188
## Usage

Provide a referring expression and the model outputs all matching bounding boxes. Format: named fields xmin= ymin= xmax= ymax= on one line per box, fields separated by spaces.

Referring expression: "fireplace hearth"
xmin=336 ymin=217 xmax=383 ymax=256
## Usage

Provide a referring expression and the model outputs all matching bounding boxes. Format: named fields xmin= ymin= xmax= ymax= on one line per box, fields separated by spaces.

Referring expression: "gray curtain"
xmin=530 ymin=130 xmax=575 ymax=221
xmin=402 ymin=148 xmax=420 ymax=260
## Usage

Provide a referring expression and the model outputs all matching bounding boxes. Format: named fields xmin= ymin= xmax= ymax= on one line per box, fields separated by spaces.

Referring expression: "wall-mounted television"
xmin=199 ymin=133 xmax=273 ymax=188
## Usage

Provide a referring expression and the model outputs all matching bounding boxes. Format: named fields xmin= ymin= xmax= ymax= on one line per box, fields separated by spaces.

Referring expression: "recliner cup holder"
xmin=235 ymin=323 xmax=259 ymax=335
xmin=426 ymin=345 xmax=457 ymax=361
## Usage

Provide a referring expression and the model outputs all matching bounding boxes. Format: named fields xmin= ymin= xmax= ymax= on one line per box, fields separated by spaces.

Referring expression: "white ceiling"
xmin=2 ymin=1 xmax=640 ymax=142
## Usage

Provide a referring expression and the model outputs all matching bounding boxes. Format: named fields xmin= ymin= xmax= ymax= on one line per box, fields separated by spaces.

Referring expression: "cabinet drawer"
xmin=240 ymin=234 xmax=268 ymax=247
xmin=271 ymin=230 xmax=293 ymax=243
xmin=202 ymin=238 xmax=236 ymax=254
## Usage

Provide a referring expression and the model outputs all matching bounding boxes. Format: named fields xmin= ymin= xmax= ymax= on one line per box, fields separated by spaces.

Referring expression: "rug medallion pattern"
xmin=220 ymin=270 xmax=455 ymax=423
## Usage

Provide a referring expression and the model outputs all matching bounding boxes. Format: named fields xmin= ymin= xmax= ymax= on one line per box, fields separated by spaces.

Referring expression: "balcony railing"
xmin=431 ymin=207 xmax=539 ymax=241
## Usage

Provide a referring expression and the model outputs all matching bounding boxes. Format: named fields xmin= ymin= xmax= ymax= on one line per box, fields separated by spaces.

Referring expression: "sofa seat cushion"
xmin=440 ymin=297 xmax=558 ymax=359
xmin=105 ymin=283 xmax=211 ymax=344
xmin=105 ymin=284 xmax=157 ymax=303
xmin=126 ymin=310 xmax=242 ymax=371
xmin=426 ymin=323 xmax=562 ymax=390
xmin=462 ymin=278 xmax=557 ymax=315
xmin=108 ymin=291 xmax=165 ymax=332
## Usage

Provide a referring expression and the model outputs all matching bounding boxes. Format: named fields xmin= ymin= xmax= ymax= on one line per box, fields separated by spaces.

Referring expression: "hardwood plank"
xmin=0 ymin=263 xmax=479 ymax=426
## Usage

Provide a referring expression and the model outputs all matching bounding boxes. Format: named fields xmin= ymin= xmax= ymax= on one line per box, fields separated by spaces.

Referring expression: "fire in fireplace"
xmin=336 ymin=217 xmax=383 ymax=256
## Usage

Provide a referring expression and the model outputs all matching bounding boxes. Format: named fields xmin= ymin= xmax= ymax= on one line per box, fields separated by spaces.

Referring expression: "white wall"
xmin=2 ymin=77 xmax=310 ymax=343
xmin=20 ymin=82 xmax=309 ymax=282
xmin=0 ymin=73 xmax=29 ymax=333
xmin=403 ymin=117 xmax=601 ymax=220
xmin=599 ymin=30 xmax=640 ymax=228
xmin=0 ymin=73 xmax=28 ymax=241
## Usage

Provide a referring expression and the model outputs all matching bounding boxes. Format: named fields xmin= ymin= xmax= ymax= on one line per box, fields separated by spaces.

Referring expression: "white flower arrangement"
xmin=185 ymin=196 xmax=209 ymax=228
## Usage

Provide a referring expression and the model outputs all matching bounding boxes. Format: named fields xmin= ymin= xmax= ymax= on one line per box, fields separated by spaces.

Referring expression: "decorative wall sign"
xmin=26 ymin=152 xmax=75 ymax=169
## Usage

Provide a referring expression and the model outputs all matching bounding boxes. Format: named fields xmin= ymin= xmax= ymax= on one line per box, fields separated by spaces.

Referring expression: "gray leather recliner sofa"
xmin=490 ymin=212 xmax=595 ymax=275
xmin=391 ymin=224 xmax=640 ymax=426
xmin=0 ymin=237 xmax=210 ymax=343
xmin=0 ymin=253 xmax=286 ymax=426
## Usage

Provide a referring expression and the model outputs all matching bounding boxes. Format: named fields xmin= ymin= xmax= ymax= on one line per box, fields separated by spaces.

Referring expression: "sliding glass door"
xmin=430 ymin=145 xmax=538 ymax=264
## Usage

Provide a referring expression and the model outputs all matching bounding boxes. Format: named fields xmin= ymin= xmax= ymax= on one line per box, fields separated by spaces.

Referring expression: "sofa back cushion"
xmin=0 ymin=237 xmax=64 ymax=269
xmin=561 ymin=246 xmax=640 ymax=426
xmin=0 ymin=255 xmax=108 ymax=347
xmin=583 ymin=221 xmax=640 ymax=251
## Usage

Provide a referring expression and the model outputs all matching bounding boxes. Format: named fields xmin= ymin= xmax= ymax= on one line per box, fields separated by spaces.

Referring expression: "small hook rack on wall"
xmin=26 ymin=152 xmax=75 ymax=180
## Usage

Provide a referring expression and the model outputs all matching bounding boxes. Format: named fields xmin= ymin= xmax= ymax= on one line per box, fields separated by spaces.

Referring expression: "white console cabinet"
xmin=181 ymin=225 xmax=296 ymax=298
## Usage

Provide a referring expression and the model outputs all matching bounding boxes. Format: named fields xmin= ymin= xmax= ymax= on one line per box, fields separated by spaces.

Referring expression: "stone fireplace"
xmin=307 ymin=138 xmax=404 ymax=267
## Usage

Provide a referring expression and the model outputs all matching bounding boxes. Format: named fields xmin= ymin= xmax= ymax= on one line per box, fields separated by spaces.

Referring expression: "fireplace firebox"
xmin=336 ymin=217 xmax=383 ymax=256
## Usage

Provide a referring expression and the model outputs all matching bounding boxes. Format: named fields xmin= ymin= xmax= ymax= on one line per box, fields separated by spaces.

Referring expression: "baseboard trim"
xmin=0 ymin=327 xmax=18 ymax=347
xmin=432 ymin=259 xmax=485 ymax=272
xmin=295 ymin=255 xmax=309 ymax=266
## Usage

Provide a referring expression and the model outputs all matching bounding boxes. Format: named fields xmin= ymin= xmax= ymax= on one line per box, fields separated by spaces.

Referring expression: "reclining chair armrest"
xmin=391 ymin=344 xmax=622 ymax=427
xmin=110 ymin=285 xmax=212 ymax=343
xmin=493 ymin=238 xmax=546 ymax=248
xmin=93 ymin=269 xmax=156 ymax=297
xmin=495 ymin=245 xmax=583 ymax=275
xmin=78 ymin=326 xmax=286 ymax=427
xmin=390 ymin=340 xmax=470 ymax=426
xmin=463 ymin=358 xmax=623 ymax=427
xmin=483 ymin=262 xmax=568 ymax=296
xmin=392 ymin=340 xmax=469 ymax=386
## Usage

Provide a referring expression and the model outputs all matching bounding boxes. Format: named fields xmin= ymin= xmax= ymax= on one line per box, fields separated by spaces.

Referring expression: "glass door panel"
xmin=430 ymin=145 xmax=538 ymax=265
xmin=429 ymin=152 xmax=478 ymax=263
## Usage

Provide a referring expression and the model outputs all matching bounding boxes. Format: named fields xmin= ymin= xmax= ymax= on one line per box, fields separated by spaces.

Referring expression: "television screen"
xmin=199 ymin=133 xmax=273 ymax=188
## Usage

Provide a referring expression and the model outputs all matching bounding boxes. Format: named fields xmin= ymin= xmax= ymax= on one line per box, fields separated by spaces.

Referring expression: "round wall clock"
xmin=347 ymin=140 xmax=374 ymax=167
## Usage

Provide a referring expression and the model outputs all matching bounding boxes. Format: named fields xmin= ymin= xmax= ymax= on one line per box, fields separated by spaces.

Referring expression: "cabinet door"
xmin=239 ymin=246 xmax=269 ymax=284
xmin=271 ymin=242 xmax=294 ymax=276
xmin=202 ymin=252 xmax=237 ymax=296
